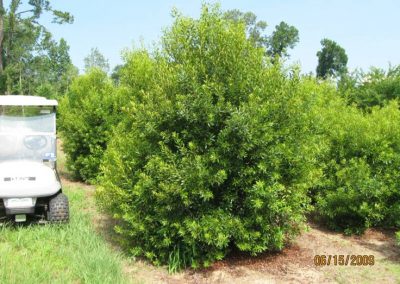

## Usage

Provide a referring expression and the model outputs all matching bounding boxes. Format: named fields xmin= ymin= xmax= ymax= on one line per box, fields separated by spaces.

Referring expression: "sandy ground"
xmin=114 ymin=224 xmax=399 ymax=284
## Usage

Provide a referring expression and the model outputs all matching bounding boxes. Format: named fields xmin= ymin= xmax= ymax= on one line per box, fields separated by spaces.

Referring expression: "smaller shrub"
xmin=59 ymin=49 xmax=157 ymax=182
xmin=314 ymin=101 xmax=400 ymax=234
xmin=59 ymin=69 xmax=118 ymax=182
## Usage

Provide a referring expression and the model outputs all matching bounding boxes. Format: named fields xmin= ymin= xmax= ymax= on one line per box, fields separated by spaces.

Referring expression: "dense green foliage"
xmin=340 ymin=66 xmax=400 ymax=108
xmin=316 ymin=38 xmax=348 ymax=79
xmin=313 ymin=65 xmax=400 ymax=234
xmin=59 ymin=48 xmax=155 ymax=183
xmin=59 ymin=69 xmax=119 ymax=182
xmin=96 ymin=6 xmax=326 ymax=270
xmin=314 ymin=101 xmax=400 ymax=234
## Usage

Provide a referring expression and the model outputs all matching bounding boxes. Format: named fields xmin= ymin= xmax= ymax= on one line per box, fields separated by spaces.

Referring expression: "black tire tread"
xmin=48 ymin=193 xmax=69 ymax=222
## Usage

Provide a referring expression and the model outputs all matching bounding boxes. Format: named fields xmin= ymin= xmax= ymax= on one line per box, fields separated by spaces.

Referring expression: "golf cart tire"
xmin=48 ymin=193 xmax=69 ymax=222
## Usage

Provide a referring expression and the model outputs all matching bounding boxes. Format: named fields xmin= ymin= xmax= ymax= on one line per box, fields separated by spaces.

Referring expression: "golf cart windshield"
xmin=0 ymin=106 xmax=56 ymax=163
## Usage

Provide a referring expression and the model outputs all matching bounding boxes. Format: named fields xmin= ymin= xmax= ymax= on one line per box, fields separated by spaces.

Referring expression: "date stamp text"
xmin=314 ymin=255 xmax=375 ymax=266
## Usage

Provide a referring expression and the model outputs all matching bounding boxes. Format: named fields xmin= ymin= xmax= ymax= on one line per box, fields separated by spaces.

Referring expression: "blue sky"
xmin=38 ymin=0 xmax=400 ymax=74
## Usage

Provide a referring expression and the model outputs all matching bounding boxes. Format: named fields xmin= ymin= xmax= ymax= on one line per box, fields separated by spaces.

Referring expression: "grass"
xmin=0 ymin=184 xmax=129 ymax=284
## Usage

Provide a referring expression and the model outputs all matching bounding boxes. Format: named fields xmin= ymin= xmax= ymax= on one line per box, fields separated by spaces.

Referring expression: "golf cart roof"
xmin=0 ymin=95 xmax=58 ymax=106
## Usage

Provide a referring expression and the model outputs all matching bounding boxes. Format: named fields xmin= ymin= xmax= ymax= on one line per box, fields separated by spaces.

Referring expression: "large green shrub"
xmin=59 ymin=69 xmax=118 ymax=182
xmin=314 ymin=101 xmax=400 ymax=234
xmin=97 ymin=5 xmax=327 ymax=270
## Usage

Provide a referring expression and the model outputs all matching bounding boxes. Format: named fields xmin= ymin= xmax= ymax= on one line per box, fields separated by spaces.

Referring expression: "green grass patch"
xmin=0 ymin=185 xmax=128 ymax=284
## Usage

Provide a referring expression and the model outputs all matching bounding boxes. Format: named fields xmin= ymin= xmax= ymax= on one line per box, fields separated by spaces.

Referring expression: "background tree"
xmin=84 ymin=47 xmax=110 ymax=73
xmin=110 ymin=64 xmax=123 ymax=85
xmin=223 ymin=9 xmax=268 ymax=47
xmin=316 ymin=38 xmax=348 ymax=79
xmin=0 ymin=0 xmax=74 ymax=95
xmin=267 ymin=21 xmax=299 ymax=58
xmin=224 ymin=10 xmax=299 ymax=59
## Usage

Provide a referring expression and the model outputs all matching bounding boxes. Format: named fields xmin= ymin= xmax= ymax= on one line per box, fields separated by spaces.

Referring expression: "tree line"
xmin=0 ymin=1 xmax=350 ymax=98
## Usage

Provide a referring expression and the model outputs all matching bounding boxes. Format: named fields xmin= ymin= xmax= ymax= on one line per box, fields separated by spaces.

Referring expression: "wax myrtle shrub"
xmin=313 ymin=101 xmax=400 ymax=234
xmin=96 ymin=5 xmax=329 ymax=270
xmin=117 ymin=48 xmax=156 ymax=94
xmin=58 ymin=69 xmax=117 ymax=182
xmin=58 ymin=50 xmax=155 ymax=182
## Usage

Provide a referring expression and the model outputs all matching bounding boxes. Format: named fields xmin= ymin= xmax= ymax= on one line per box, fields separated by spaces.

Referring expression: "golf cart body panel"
xmin=0 ymin=95 xmax=68 ymax=221
xmin=0 ymin=161 xmax=61 ymax=198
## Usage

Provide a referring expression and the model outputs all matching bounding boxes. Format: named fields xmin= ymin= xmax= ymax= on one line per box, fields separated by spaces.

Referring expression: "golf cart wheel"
xmin=48 ymin=193 xmax=69 ymax=222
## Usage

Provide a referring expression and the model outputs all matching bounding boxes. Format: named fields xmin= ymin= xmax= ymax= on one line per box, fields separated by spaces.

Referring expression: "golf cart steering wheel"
xmin=23 ymin=135 xmax=47 ymax=150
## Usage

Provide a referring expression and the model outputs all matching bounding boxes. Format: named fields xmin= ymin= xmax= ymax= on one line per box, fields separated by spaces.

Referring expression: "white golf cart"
xmin=0 ymin=95 xmax=68 ymax=223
